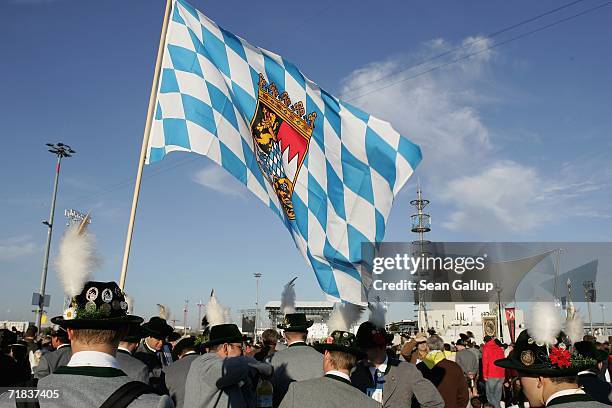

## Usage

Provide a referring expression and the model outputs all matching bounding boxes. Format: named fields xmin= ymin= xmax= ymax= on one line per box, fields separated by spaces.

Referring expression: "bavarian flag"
xmin=147 ymin=0 xmax=422 ymax=304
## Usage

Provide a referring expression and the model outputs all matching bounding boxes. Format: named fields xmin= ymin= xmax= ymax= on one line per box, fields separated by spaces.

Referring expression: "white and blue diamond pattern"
xmin=147 ymin=0 xmax=422 ymax=304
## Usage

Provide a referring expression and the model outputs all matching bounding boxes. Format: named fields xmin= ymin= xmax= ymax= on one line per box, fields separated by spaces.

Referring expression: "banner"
xmin=505 ymin=307 xmax=516 ymax=343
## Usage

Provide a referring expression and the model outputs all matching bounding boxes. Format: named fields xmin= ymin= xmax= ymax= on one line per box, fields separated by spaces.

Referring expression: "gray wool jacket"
xmin=546 ymin=393 xmax=611 ymax=407
xmin=268 ymin=342 xmax=323 ymax=407
xmin=184 ymin=352 xmax=273 ymax=408
xmin=34 ymin=345 xmax=72 ymax=379
xmin=116 ymin=348 xmax=150 ymax=384
xmin=455 ymin=348 xmax=479 ymax=376
xmin=279 ymin=374 xmax=380 ymax=408
xmin=351 ymin=358 xmax=445 ymax=408
xmin=35 ymin=366 xmax=173 ymax=408
xmin=164 ymin=352 xmax=199 ymax=408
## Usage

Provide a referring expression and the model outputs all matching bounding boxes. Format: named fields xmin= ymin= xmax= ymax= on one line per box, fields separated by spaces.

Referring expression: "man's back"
xmin=184 ymin=352 xmax=272 ymax=408
xmin=36 ymin=366 xmax=173 ymax=408
xmin=116 ymin=349 xmax=150 ymax=384
xmin=455 ymin=348 xmax=478 ymax=376
xmin=279 ymin=375 xmax=379 ymax=408
xmin=34 ymin=346 xmax=72 ymax=379
xmin=164 ymin=353 xmax=198 ymax=408
xmin=269 ymin=344 xmax=323 ymax=406
xmin=352 ymin=358 xmax=445 ymax=408
xmin=434 ymin=358 xmax=469 ymax=408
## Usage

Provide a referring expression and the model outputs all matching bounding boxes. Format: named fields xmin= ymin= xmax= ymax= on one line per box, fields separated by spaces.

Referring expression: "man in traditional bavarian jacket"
xmin=278 ymin=330 xmax=378 ymax=408
xmin=135 ymin=316 xmax=174 ymax=391
xmin=117 ymin=323 xmax=150 ymax=384
xmin=269 ymin=313 xmax=323 ymax=407
xmin=184 ymin=323 xmax=273 ymax=408
xmin=351 ymin=321 xmax=445 ymax=408
xmin=164 ymin=336 xmax=200 ymax=408
xmin=495 ymin=329 xmax=609 ymax=407
xmin=36 ymin=281 xmax=173 ymax=407
xmin=34 ymin=326 xmax=71 ymax=380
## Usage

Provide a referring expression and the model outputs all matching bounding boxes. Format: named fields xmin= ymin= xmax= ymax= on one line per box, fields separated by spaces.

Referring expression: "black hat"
xmin=172 ymin=336 xmax=198 ymax=359
xmin=315 ymin=330 xmax=365 ymax=358
xmin=574 ymin=341 xmax=608 ymax=363
xmin=356 ymin=321 xmax=394 ymax=349
xmin=142 ymin=317 xmax=174 ymax=340
xmin=456 ymin=338 xmax=468 ymax=347
xmin=51 ymin=326 xmax=69 ymax=343
xmin=495 ymin=330 xmax=597 ymax=376
xmin=121 ymin=323 xmax=144 ymax=343
xmin=277 ymin=313 xmax=313 ymax=332
xmin=0 ymin=329 xmax=17 ymax=349
xmin=205 ymin=324 xmax=247 ymax=347
xmin=51 ymin=281 xmax=143 ymax=329
xmin=168 ymin=331 xmax=182 ymax=343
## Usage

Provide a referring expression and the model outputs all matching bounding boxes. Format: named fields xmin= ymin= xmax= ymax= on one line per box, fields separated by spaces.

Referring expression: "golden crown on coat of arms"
xmin=257 ymin=73 xmax=317 ymax=138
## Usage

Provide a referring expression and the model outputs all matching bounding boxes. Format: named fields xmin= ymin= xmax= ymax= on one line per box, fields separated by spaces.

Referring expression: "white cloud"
xmin=0 ymin=236 xmax=37 ymax=260
xmin=192 ymin=166 xmax=245 ymax=198
xmin=340 ymin=36 xmax=610 ymax=234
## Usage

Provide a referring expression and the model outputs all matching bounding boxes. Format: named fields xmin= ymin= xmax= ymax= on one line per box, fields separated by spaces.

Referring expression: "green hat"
xmin=51 ymin=281 xmax=143 ymax=329
xmin=573 ymin=341 xmax=608 ymax=363
xmin=356 ymin=321 xmax=394 ymax=349
xmin=277 ymin=313 xmax=313 ymax=332
xmin=142 ymin=317 xmax=174 ymax=340
xmin=315 ymin=330 xmax=365 ymax=358
xmin=495 ymin=330 xmax=597 ymax=376
xmin=205 ymin=324 xmax=247 ymax=347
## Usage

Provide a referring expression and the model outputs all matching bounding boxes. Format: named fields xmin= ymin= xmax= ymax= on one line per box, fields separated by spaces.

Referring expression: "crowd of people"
xmin=1 ymin=279 xmax=612 ymax=408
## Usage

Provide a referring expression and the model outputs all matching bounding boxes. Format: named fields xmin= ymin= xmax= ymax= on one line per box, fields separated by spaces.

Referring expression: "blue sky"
xmin=1 ymin=0 xmax=610 ymax=327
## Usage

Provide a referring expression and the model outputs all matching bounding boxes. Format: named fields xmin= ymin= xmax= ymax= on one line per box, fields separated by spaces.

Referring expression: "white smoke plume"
xmin=327 ymin=302 xmax=363 ymax=332
xmin=280 ymin=277 xmax=297 ymax=314
xmin=55 ymin=215 xmax=98 ymax=297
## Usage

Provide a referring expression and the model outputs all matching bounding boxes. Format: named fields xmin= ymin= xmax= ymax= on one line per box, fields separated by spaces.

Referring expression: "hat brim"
xmin=315 ymin=343 xmax=365 ymax=358
xmin=51 ymin=315 xmax=143 ymax=329
xmin=357 ymin=333 xmax=395 ymax=349
xmin=495 ymin=357 xmax=582 ymax=377
xmin=204 ymin=334 xmax=248 ymax=347
xmin=277 ymin=321 xmax=314 ymax=331
xmin=141 ymin=323 xmax=174 ymax=339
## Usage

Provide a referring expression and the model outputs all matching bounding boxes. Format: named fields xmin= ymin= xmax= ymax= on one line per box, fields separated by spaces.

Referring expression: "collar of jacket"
xmin=325 ymin=373 xmax=352 ymax=386
xmin=422 ymin=350 xmax=446 ymax=369
xmin=287 ymin=341 xmax=308 ymax=348
xmin=54 ymin=366 xmax=127 ymax=377
xmin=546 ymin=393 xmax=593 ymax=407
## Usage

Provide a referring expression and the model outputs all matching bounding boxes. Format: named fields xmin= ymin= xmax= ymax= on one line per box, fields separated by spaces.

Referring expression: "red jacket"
xmin=482 ymin=339 xmax=505 ymax=379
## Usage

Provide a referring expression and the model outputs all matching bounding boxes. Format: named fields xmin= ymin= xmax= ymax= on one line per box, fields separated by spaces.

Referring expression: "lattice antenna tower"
xmin=410 ymin=179 xmax=432 ymax=331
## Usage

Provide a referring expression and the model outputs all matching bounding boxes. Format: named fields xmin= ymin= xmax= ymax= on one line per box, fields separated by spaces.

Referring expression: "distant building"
xmin=0 ymin=321 xmax=29 ymax=333
xmin=265 ymin=301 xmax=335 ymax=327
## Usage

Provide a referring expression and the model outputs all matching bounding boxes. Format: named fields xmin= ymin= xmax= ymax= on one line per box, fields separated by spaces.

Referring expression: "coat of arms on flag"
xmin=251 ymin=74 xmax=316 ymax=220
xmin=144 ymin=0 xmax=422 ymax=304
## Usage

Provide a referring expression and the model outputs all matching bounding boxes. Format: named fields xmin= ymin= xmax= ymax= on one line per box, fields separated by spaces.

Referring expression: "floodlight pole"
xmin=254 ymin=273 xmax=262 ymax=341
xmin=496 ymin=284 xmax=504 ymax=342
xmin=196 ymin=300 xmax=204 ymax=333
xmin=36 ymin=143 xmax=74 ymax=328
xmin=600 ymin=304 xmax=606 ymax=337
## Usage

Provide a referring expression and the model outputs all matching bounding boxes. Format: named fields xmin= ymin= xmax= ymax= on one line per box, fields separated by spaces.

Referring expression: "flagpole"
xmin=119 ymin=0 xmax=173 ymax=290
